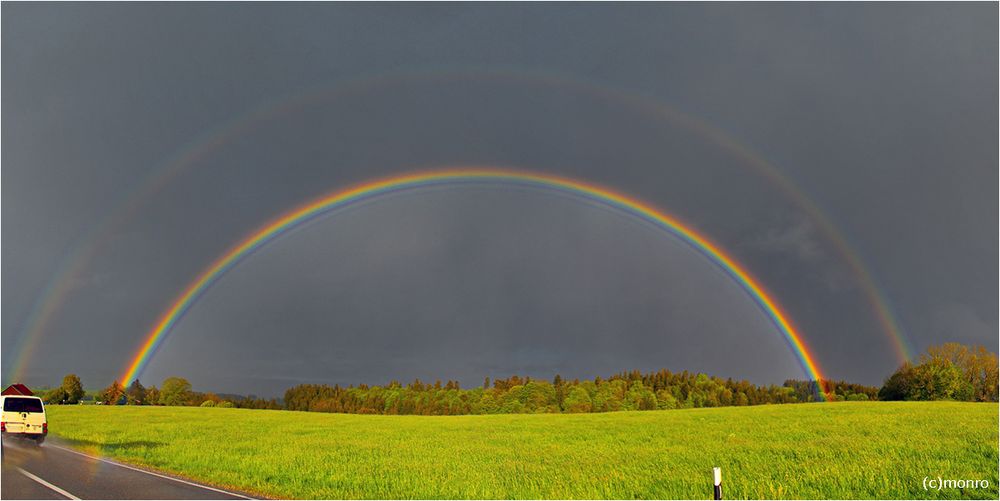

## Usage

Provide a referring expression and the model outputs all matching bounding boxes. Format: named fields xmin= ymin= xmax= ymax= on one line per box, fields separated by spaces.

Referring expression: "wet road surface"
xmin=1 ymin=437 xmax=254 ymax=500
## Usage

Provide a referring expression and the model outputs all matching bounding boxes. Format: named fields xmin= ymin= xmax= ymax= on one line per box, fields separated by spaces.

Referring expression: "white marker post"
xmin=712 ymin=467 xmax=722 ymax=500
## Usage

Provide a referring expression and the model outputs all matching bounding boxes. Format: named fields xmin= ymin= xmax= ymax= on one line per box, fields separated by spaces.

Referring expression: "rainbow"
xmin=120 ymin=168 xmax=830 ymax=399
xmin=8 ymin=69 xmax=911 ymax=386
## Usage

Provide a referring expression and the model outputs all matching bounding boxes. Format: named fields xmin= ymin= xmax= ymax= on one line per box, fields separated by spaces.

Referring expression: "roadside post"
xmin=712 ymin=467 xmax=722 ymax=500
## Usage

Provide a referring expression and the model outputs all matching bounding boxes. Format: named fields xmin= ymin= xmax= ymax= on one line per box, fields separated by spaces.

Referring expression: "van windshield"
xmin=3 ymin=397 xmax=43 ymax=413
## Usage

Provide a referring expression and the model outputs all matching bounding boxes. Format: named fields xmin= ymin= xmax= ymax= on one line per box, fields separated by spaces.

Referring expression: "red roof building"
xmin=2 ymin=384 xmax=34 ymax=396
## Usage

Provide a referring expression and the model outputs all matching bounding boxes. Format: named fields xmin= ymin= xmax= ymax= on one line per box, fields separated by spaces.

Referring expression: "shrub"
xmin=200 ymin=400 xmax=216 ymax=407
xmin=217 ymin=401 xmax=234 ymax=408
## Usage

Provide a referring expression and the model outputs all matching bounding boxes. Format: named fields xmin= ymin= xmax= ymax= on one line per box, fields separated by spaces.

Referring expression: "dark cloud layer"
xmin=3 ymin=3 xmax=996 ymax=395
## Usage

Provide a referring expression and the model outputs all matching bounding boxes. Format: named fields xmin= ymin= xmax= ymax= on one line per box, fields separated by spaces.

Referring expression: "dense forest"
xmin=41 ymin=343 xmax=996 ymax=414
xmin=282 ymin=370 xmax=878 ymax=415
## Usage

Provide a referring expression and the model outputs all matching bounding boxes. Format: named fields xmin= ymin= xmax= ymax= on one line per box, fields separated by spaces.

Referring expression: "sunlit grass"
xmin=46 ymin=402 xmax=997 ymax=499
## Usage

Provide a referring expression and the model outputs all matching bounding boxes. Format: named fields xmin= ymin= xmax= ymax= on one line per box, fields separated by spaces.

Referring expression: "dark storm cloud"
xmin=144 ymin=189 xmax=800 ymax=396
xmin=3 ymin=3 xmax=995 ymax=395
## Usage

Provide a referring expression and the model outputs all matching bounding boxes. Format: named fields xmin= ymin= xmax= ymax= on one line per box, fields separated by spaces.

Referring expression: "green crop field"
xmin=44 ymin=402 xmax=997 ymax=499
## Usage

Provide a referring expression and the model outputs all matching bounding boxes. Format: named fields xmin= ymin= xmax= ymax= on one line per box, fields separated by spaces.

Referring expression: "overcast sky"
xmin=3 ymin=3 xmax=996 ymax=397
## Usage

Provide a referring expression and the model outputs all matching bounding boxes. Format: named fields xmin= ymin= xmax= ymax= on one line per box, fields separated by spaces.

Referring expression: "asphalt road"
xmin=1 ymin=437 xmax=254 ymax=500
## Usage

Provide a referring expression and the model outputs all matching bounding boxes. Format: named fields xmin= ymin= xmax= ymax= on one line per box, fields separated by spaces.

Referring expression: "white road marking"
xmin=15 ymin=467 xmax=81 ymax=500
xmin=48 ymin=444 xmax=255 ymax=499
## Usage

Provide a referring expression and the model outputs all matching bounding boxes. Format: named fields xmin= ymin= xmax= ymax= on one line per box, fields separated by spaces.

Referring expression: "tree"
xmin=61 ymin=374 xmax=85 ymax=404
xmin=593 ymin=382 xmax=623 ymax=412
xmin=906 ymin=358 xmax=965 ymax=401
xmin=98 ymin=381 xmax=125 ymax=405
xmin=734 ymin=392 xmax=749 ymax=406
xmin=971 ymin=346 xmax=1000 ymax=402
xmin=879 ymin=363 xmax=913 ymax=401
xmin=125 ymin=380 xmax=147 ymax=405
xmin=553 ymin=374 xmax=566 ymax=409
xmin=522 ymin=381 xmax=556 ymax=412
xmin=200 ymin=400 xmax=216 ymax=407
xmin=159 ymin=377 xmax=193 ymax=406
xmin=43 ymin=387 xmax=68 ymax=404
xmin=145 ymin=386 xmax=161 ymax=405
xmin=925 ymin=343 xmax=998 ymax=402
xmin=563 ymin=386 xmax=592 ymax=413
xmin=217 ymin=400 xmax=234 ymax=408
xmin=626 ymin=381 xmax=657 ymax=410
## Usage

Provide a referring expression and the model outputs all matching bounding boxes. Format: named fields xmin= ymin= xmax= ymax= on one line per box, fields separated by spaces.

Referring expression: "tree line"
xmin=43 ymin=376 xmax=280 ymax=409
xmin=281 ymin=370 xmax=883 ymax=415
xmin=42 ymin=343 xmax=996 ymax=414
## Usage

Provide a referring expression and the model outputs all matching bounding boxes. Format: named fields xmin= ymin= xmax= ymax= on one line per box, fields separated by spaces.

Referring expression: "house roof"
xmin=2 ymin=384 xmax=34 ymax=396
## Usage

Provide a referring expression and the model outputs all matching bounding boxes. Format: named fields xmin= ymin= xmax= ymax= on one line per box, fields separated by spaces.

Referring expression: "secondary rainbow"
xmin=10 ymin=70 xmax=911 ymax=386
xmin=120 ymin=168 xmax=830 ymax=398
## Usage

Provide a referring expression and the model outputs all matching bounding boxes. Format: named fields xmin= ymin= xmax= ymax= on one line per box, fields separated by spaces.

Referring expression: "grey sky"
xmin=3 ymin=3 xmax=996 ymax=397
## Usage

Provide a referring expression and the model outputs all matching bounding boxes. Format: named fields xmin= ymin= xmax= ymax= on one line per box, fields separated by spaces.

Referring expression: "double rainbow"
xmin=120 ymin=168 xmax=829 ymax=398
xmin=9 ymin=70 xmax=910 ymax=386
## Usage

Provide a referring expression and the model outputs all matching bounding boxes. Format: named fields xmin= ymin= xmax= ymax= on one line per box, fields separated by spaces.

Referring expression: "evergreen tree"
xmin=126 ymin=379 xmax=147 ymax=405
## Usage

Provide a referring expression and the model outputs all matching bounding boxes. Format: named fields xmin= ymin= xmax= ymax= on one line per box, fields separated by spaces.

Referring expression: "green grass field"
xmin=45 ymin=402 xmax=997 ymax=499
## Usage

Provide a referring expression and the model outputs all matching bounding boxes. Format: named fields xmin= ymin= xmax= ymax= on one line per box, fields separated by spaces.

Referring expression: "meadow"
xmin=46 ymin=402 xmax=997 ymax=499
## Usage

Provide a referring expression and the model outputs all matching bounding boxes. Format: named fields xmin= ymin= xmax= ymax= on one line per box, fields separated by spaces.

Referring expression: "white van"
xmin=0 ymin=395 xmax=47 ymax=444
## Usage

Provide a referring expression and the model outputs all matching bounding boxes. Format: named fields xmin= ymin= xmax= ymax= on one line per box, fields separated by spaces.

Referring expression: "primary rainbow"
xmin=120 ymin=168 xmax=830 ymax=398
xmin=10 ymin=70 xmax=910 ymax=387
